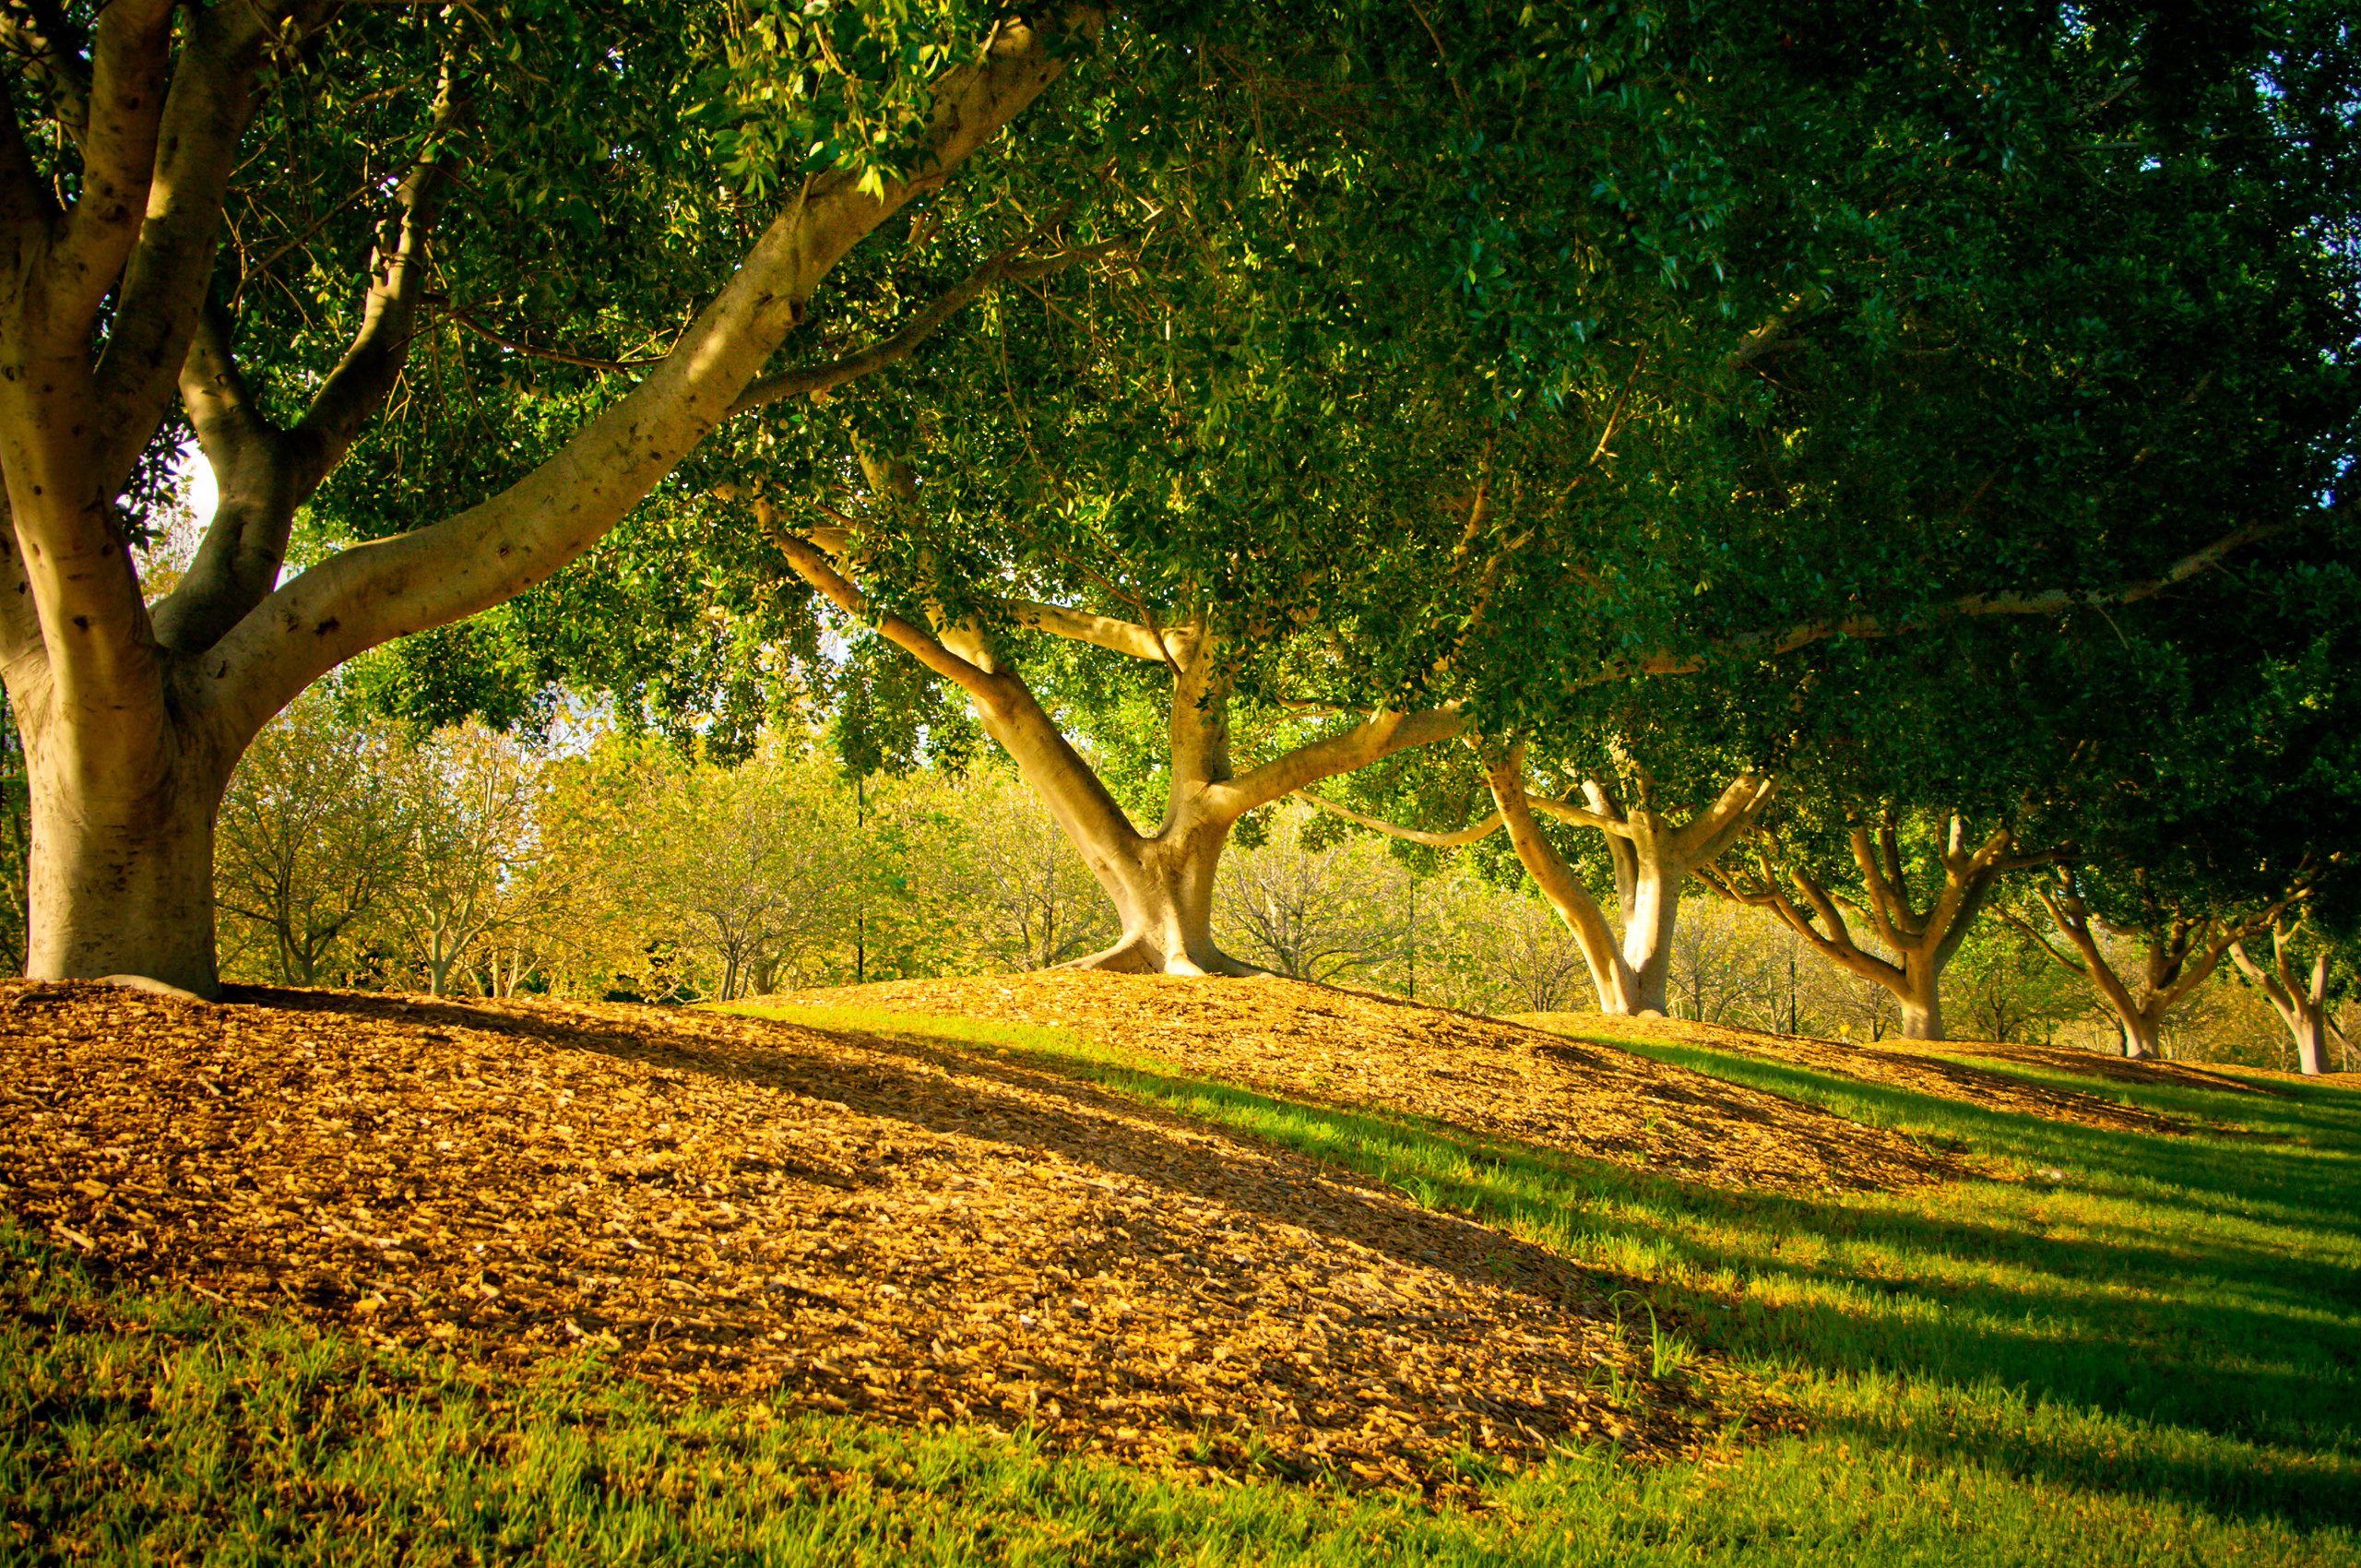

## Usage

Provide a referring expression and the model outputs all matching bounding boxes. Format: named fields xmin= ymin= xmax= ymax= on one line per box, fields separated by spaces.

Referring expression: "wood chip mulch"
xmin=790 ymin=972 xmax=1970 ymax=1194
xmin=0 ymin=978 xmax=1753 ymax=1495
xmin=1523 ymin=1014 xmax=2249 ymax=1135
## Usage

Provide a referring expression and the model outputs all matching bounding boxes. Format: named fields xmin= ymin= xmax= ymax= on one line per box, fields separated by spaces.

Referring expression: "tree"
xmin=2229 ymin=918 xmax=2351 ymax=1076
xmin=547 ymin=733 xmax=861 ymax=1001
xmin=1704 ymin=807 xmax=2047 ymax=1041
xmin=0 ymin=0 xmax=1086 ymax=992
xmin=1946 ymin=921 xmax=2088 ymax=1045
xmin=379 ymin=721 xmax=546 ymax=997
xmin=1664 ymin=897 xmax=1786 ymax=1028
xmin=1215 ymin=803 xmax=1409 ymax=983
xmin=212 ymin=693 xmax=410 ymax=985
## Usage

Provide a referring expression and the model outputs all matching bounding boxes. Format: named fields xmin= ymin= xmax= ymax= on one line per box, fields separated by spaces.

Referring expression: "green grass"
xmin=6 ymin=1002 xmax=2357 ymax=1565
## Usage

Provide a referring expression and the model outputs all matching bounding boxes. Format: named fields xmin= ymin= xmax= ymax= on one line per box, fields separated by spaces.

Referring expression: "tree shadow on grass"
xmin=786 ymin=1014 xmax=2361 ymax=1533
xmin=216 ymin=988 xmax=2361 ymax=1530
xmin=1598 ymin=1039 xmax=2361 ymax=1243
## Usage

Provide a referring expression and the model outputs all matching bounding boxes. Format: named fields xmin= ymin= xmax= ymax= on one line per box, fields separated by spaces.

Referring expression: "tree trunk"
xmin=1898 ymin=986 xmax=1944 ymax=1042
xmin=1616 ymin=835 xmax=1682 ymax=1015
xmin=2289 ymin=1014 xmax=2333 ymax=1076
xmin=21 ymin=730 xmax=228 ymax=996
xmin=978 ymin=652 xmax=1259 ymax=978
xmin=1060 ymin=807 xmax=1253 ymax=976
xmin=2117 ymin=1014 xmax=2164 ymax=1061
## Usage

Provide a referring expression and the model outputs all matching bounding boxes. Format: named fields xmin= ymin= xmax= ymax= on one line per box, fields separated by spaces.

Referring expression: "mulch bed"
xmin=0 ymin=977 xmax=1787 ymax=1494
xmin=789 ymin=972 xmax=1971 ymax=1194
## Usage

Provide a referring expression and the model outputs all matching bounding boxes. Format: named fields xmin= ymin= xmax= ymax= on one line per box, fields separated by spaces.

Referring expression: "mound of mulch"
xmin=0 ymin=980 xmax=1742 ymax=1494
xmin=785 ymin=972 xmax=1968 ymax=1194
xmin=1521 ymin=1014 xmax=2244 ymax=1135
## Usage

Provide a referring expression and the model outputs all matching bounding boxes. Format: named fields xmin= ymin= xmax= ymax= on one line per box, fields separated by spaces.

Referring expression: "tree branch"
xmin=1216 ymin=704 xmax=1467 ymax=816
xmin=289 ymin=66 xmax=464 ymax=481
xmin=89 ymin=5 xmax=293 ymax=496
xmin=155 ymin=66 xmax=465 ymax=656
xmin=1673 ymin=772 xmax=1776 ymax=864
xmin=42 ymin=0 xmax=172 ymax=344
xmin=435 ymin=303 xmax=670 ymax=373
xmin=725 ymin=233 xmax=1126 ymax=417
xmin=1294 ymin=789 xmax=1504 ymax=847
xmin=198 ymin=8 xmax=1088 ymax=750
xmin=1004 ymin=597 xmax=1168 ymax=661
xmin=1525 ymin=792 xmax=1633 ymax=837
xmin=1606 ymin=517 xmax=2308 ymax=684
xmin=1485 ymin=747 xmax=1630 ymax=1007
xmin=761 ymin=505 xmax=1003 ymax=706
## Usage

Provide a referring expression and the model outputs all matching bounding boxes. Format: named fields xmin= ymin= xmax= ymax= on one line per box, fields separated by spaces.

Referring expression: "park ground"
xmin=1 ymin=972 xmax=2355 ymax=1564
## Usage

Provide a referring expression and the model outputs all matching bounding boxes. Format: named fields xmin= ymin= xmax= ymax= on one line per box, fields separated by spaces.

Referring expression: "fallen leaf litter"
xmin=794 ymin=972 xmax=1972 ymax=1193
xmin=0 ymin=976 xmax=1797 ymax=1491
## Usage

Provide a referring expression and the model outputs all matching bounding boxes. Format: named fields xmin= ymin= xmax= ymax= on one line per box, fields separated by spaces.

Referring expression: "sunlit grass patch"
xmin=730 ymin=1001 xmax=2361 ymax=1541
xmin=8 ymin=994 xmax=2358 ymax=1564
xmin=6 ymin=1217 xmax=2354 ymax=1567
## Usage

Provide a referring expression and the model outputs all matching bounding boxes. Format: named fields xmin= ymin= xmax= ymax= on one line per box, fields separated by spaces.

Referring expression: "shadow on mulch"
xmin=3 ymin=979 xmax=1755 ymax=1495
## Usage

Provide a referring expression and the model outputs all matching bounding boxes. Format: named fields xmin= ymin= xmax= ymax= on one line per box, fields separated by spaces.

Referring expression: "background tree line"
xmin=180 ymin=690 xmax=2350 ymax=1075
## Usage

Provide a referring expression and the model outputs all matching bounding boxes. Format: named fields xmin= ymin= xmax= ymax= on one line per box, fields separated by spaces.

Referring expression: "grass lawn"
xmin=6 ymin=1004 xmax=2355 ymax=1565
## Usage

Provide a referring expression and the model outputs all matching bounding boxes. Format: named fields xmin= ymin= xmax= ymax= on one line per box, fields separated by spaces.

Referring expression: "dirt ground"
xmin=2 ymin=977 xmax=1814 ymax=1493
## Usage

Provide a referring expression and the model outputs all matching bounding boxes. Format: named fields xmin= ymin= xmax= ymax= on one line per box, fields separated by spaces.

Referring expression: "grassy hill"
xmin=3 ymin=972 xmax=2355 ymax=1563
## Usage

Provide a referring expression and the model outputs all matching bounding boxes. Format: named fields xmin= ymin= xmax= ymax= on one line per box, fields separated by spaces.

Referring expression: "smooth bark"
xmin=0 ymin=12 xmax=1083 ymax=992
xmin=767 ymin=516 xmax=1465 ymax=976
xmin=1706 ymin=812 xmax=2038 ymax=1040
xmin=2230 ymin=921 xmax=2345 ymax=1075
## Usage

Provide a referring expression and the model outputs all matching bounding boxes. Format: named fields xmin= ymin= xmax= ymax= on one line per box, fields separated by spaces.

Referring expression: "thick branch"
xmin=1526 ymin=793 xmax=1631 ymax=837
xmin=1486 ymin=749 xmax=1629 ymax=1006
xmin=1216 ymin=705 xmax=1467 ymax=816
xmin=43 ymin=0 xmax=172 ymax=341
xmin=89 ymin=4 xmax=282 ymax=494
xmin=154 ymin=69 xmax=463 ymax=653
xmin=763 ymin=509 xmax=1002 ymax=705
xmin=1006 ymin=597 xmax=1169 ymax=661
xmin=199 ymin=9 xmax=1086 ymax=749
xmin=1674 ymin=772 xmax=1776 ymax=864
xmin=289 ymin=68 xmax=462 ymax=484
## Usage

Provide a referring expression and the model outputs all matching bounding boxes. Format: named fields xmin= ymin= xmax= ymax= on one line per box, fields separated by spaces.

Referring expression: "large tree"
xmin=0 ymin=0 xmax=1090 ymax=993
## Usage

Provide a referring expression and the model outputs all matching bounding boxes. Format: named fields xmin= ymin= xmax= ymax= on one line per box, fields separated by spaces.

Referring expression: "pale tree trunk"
xmin=2012 ymin=876 xmax=2272 ymax=1064
xmin=1705 ymin=811 xmax=2036 ymax=1042
xmin=1299 ymin=750 xmax=1771 ymax=1016
xmin=2230 ymin=922 xmax=2343 ymax=1076
xmin=769 ymin=521 xmax=1465 ymax=978
xmin=1531 ymin=766 xmax=1774 ymax=1016
xmin=0 ymin=13 xmax=1081 ymax=994
xmin=15 ymin=696 xmax=231 ymax=989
